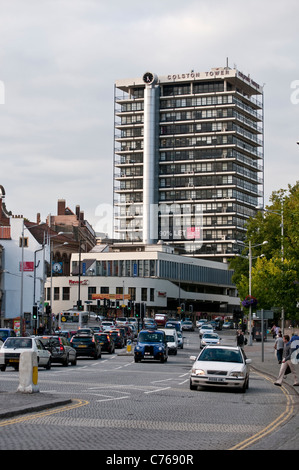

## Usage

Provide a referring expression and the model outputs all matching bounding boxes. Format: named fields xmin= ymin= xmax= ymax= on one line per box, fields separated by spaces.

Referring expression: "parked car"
xmin=200 ymin=332 xmax=222 ymax=349
xmin=223 ymin=321 xmax=234 ymax=329
xmin=189 ymin=345 xmax=251 ymax=392
xmin=134 ymin=329 xmax=168 ymax=363
xmin=70 ymin=332 xmax=101 ymax=359
xmin=106 ymin=329 xmax=125 ymax=349
xmin=177 ymin=331 xmax=184 ymax=349
xmin=199 ymin=324 xmax=214 ymax=337
xmin=37 ymin=335 xmax=77 ymax=366
xmin=0 ymin=337 xmax=51 ymax=371
xmin=94 ymin=332 xmax=115 ymax=354
xmin=181 ymin=320 xmax=194 ymax=331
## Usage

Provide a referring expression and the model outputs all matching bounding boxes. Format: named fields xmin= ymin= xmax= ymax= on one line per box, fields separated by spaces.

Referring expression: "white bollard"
xmin=17 ymin=350 xmax=40 ymax=393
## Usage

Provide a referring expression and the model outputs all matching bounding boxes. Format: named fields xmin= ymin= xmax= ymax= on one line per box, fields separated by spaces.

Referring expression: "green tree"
xmin=230 ymin=182 xmax=299 ymax=324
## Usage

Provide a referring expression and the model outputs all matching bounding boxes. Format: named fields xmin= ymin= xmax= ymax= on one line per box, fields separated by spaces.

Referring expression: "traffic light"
xmin=77 ymin=300 xmax=83 ymax=311
xmin=180 ymin=303 xmax=185 ymax=313
xmin=32 ymin=305 xmax=38 ymax=320
xmin=128 ymin=300 xmax=132 ymax=311
xmin=116 ymin=301 xmax=120 ymax=309
xmin=45 ymin=305 xmax=51 ymax=315
xmin=135 ymin=303 xmax=140 ymax=318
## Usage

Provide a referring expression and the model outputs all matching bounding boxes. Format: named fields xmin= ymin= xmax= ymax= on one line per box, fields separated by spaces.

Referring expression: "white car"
xmin=200 ymin=332 xmax=221 ymax=349
xmin=196 ymin=319 xmax=208 ymax=328
xmin=189 ymin=345 xmax=251 ymax=393
xmin=199 ymin=324 xmax=214 ymax=337
xmin=177 ymin=331 xmax=184 ymax=349
xmin=101 ymin=321 xmax=115 ymax=331
xmin=115 ymin=317 xmax=129 ymax=326
xmin=0 ymin=337 xmax=51 ymax=371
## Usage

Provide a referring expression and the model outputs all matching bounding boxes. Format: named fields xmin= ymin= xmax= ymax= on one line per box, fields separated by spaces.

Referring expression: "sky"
xmin=0 ymin=0 xmax=298 ymax=236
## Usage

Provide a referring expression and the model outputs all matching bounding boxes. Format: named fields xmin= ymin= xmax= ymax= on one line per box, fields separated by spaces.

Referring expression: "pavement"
xmin=0 ymin=333 xmax=298 ymax=419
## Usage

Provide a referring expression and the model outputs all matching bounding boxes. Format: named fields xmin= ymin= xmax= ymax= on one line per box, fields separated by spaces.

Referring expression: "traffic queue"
xmin=0 ymin=315 xmax=188 ymax=372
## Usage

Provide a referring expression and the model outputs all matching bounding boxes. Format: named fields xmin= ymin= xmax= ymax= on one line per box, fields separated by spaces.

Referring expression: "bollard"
xmin=127 ymin=340 xmax=132 ymax=353
xmin=17 ymin=350 xmax=40 ymax=393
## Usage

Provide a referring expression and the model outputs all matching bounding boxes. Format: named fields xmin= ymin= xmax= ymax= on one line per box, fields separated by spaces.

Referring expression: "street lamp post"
xmin=20 ymin=219 xmax=45 ymax=336
xmin=247 ymin=240 xmax=268 ymax=346
xmin=256 ymin=203 xmax=284 ymax=333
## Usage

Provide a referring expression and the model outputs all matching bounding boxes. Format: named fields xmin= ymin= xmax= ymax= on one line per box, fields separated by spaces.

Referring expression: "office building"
xmin=113 ymin=66 xmax=263 ymax=262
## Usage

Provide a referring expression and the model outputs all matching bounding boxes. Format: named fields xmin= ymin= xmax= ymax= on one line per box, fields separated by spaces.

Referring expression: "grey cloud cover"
xmin=0 ymin=0 xmax=298 ymax=234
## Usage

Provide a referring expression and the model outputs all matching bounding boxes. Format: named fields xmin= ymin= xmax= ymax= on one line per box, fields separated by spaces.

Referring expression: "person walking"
xmin=274 ymin=334 xmax=299 ymax=387
xmin=274 ymin=332 xmax=284 ymax=363
xmin=236 ymin=329 xmax=245 ymax=348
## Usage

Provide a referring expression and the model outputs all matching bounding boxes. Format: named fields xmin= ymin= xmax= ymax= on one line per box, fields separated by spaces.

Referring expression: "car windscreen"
xmin=3 ymin=338 xmax=33 ymax=349
xmin=202 ymin=334 xmax=218 ymax=339
xmin=198 ymin=348 xmax=243 ymax=363
xmin=71 ymin=336 xmax=93 ymax=344
xmin=165 ymin=335 xmax=175 ymax=342
xmin=39 ymin=337 xmax=60 ymax=347
xmin=96 ymin=334 xmax=109 ymax=341
xmin=139 ymin=332 xmax=164 ymax=343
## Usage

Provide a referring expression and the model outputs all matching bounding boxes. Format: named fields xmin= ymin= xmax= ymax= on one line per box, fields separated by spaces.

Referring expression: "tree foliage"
xmin=229 ymin=182 xmax=299 ymax=323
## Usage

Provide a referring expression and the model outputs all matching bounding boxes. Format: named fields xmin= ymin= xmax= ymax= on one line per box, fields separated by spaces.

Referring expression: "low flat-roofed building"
xmin=45 ymin=242 xmax=240 ymax=321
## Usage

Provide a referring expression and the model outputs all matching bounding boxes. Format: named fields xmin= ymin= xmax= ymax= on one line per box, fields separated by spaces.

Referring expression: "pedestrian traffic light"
xmin=45 ymin=305 xmax=51 ymax=315
xmin=32 ymin=305 xmax=38 ymax=320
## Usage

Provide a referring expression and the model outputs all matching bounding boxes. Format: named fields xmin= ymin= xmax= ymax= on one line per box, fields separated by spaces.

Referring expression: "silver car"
xmin=200 ymin=332 xmax=221 ymax=349
xmin=190 ymin=345 xmax=251 ymax=393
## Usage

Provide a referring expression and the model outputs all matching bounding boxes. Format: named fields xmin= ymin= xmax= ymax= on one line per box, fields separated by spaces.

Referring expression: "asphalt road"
xmin=0 ymin=329 xmax=296 ymax=452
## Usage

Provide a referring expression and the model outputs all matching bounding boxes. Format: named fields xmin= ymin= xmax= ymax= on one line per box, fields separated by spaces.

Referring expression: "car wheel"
xmin=71 ymin=356 xmax=77 ymax=366
xmin=190 ymin=380 xmax=197 ymax=391
xmin=63 ymin=355 xmax=69 ymax=367
xmin=0 ymin=365 xmax=6 ymax=372
xmin=45 ymin=359 xmax=51 ymax=370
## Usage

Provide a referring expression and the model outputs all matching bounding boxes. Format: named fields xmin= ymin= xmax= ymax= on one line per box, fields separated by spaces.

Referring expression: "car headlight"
xmin=230 ymin=371 xmax=245 ymax=378
xmin=191 ymin=368 xmax=205 ymax=376
xmin=158 ymin=346 xmax=163 ymax=351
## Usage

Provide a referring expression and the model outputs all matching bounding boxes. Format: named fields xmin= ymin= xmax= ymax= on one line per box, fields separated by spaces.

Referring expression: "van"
xmin=160 ymin=328 xmax=178 ymax=355
xmin=154 ymin=314 xmax=168 ymax=327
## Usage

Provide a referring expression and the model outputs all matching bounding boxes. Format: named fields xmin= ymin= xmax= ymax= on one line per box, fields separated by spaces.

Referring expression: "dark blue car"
xmin=134 ymin=329 xmax=168 ymax=363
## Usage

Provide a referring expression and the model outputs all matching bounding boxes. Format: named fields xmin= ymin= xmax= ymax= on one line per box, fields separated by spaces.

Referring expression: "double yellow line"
xmin=230 ymin=373 xmax=296 ymax=450
xmin=0 ymin=398 xmax=89 ymax=427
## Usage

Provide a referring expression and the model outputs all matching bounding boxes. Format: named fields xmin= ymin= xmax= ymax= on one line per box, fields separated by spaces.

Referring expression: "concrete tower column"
xmin=143 ymin=74 xmax=157 ymax=244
